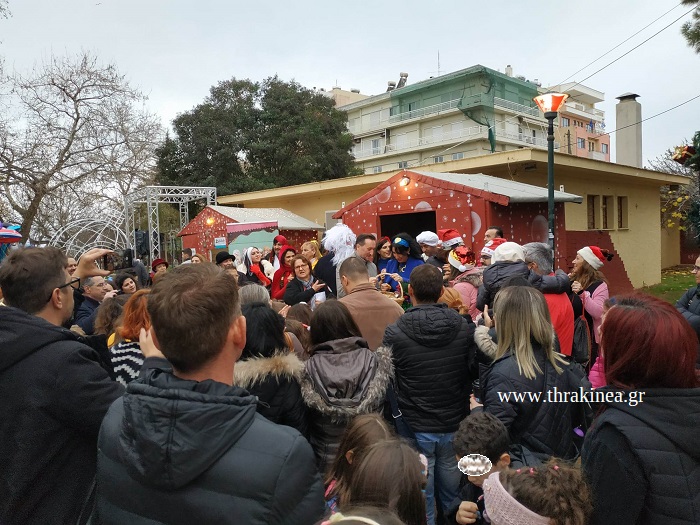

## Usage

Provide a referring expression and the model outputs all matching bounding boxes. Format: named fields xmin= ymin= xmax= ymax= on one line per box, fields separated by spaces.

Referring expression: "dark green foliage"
xmin=156 ymin=76 xmax=359 ymax=196
xmin=681 ymin=1 xmax=700 ymax=54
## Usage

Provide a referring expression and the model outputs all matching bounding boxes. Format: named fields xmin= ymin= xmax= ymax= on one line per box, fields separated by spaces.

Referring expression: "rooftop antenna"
xmin=429 ymin=51 xmax=443 ymax=77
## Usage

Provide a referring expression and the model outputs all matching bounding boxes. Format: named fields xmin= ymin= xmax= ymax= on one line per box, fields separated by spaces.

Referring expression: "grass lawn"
xmin=639 ymin=266 xmax=696 ymax=303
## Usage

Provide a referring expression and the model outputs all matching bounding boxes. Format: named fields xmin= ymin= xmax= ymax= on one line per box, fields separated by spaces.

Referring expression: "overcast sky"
xmin=2 ymin=0 xmax=698 ymax=166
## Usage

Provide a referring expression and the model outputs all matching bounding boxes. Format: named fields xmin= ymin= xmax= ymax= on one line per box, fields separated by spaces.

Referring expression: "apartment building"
xmin=339 ymin=65 xmax=611 ymax=174
xmin=339 ymin=65 xmax=555 ymax=175
xmin=553 ymin=82 xmax=611 ymax=161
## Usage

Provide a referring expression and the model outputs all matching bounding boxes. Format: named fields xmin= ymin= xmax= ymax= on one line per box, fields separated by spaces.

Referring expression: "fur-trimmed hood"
xmin=234 ymin=351 xmax=304 ymax=390
xmin=300 ymin=340 xmax=393 ymax=420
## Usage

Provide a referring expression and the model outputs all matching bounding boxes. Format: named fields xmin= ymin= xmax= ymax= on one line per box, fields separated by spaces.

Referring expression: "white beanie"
xmin=492 ymin=242 xmax=525 ymax=263
xmin=416 ymin=231 xmax=440 ymax=247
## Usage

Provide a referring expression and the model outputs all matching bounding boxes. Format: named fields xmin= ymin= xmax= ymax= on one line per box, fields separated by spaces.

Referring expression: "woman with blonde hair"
xmin=301 ymin=240 xmax=322 ymax=269
xmin=472 ymin=285 xmax=586 ymax=464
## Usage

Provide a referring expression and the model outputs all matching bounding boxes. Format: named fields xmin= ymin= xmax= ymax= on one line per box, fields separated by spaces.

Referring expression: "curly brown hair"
xmin=498 ymin=459 xmax=592 ymax=525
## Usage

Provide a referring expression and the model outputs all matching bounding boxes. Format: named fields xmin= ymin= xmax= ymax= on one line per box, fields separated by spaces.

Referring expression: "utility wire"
xmin=402 ymin=5 xmax=697 ymax=170
xmin=553 ymin=92 xmax=700 ymax=153
xmin=553 ymin=2 xmax=684 ymax=88
xmin=566 ymin=4 xmax=697 ymax=91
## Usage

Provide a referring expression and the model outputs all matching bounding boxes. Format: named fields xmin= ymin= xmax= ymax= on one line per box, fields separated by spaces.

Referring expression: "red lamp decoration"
xmin=672 ymin=145 xmax=696 ymax=166
xmin=533 ymin=93 xmax=569 ymax=114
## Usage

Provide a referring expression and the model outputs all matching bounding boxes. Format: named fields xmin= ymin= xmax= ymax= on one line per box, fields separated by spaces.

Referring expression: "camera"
xmin=102 ymin=249 xmax=133 ymax=272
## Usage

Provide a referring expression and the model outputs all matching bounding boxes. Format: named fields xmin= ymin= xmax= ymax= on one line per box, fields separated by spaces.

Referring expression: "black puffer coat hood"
xmin=118 ymin=369 xmax=257 ymax=490
xmin=395 ymin=303 xmax=463 ymax=347
xmin=0 ymin=306 xmax=80 ymax=373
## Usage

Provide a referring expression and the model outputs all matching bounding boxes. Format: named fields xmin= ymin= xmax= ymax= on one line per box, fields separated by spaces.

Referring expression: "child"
xmin=324 ymin=414 xmax=394 ymax=515
xmin=482 ymin=460 xmax=591 ymax=525
xmin=448 ymin=412 xmax=511 ymax=525
xmin=341 ymin=440 xmax=426 ymax=525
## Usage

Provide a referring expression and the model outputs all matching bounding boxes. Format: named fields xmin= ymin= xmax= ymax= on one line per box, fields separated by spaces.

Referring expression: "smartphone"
xmin=103 ymin=249 xmax=133 ymax=272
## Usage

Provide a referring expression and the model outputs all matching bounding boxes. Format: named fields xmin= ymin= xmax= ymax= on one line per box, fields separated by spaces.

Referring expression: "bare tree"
xmin=0 ymin=52 xmax=162 ymax=241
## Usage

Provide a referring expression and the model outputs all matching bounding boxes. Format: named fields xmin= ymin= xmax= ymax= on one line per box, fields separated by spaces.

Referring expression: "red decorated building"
xmin=178 ymin=205 xmax=324 ymax=262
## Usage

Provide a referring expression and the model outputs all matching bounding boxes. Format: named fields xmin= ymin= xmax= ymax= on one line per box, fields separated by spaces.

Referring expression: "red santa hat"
xmin=448 ymin=246 xmax=476 ymax=273
xmin=438 ymin=228 xmax=464 ymax=249
xmin=577 ymin=246 xmax=607 ymax=270
xmin=480 ymin=237 xmax=507 ymax=258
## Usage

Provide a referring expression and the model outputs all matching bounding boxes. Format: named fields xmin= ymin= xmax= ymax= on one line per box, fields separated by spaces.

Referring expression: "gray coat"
xmin=300 ymin=337 xmax=392 ymax=474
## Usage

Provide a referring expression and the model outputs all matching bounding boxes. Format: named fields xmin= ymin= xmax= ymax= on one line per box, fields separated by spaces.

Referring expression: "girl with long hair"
xmin=324 ymin=414 xmax=395 ymax=514
xmin=238 ymin=247 xmax=273 ymax=288
xmin=341 ymin=440 xmax=427 ymax=525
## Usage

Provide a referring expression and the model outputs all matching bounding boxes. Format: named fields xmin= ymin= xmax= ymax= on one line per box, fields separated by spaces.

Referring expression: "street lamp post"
xmin=533 ymin=93 xmax=569 ymax=252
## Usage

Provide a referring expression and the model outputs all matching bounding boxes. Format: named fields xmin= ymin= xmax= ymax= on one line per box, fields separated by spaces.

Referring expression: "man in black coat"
xmin=383 ymin=264 xmax=477 ymax=525
xmin=96 ymin=264 xmax=324 ymax=525
xmin=0 ymin=247 xmax=125 ymax=525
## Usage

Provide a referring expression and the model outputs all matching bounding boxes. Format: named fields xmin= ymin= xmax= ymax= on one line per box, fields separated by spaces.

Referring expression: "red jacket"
xmin=543 ymin=291 xmax=574 ymax=356
xmin=271 ymin=246 xmax=296 ymax=300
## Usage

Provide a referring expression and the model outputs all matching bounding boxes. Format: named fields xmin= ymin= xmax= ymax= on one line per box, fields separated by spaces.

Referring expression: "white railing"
xmin=494 ymin=97 xmax=541 ymax=117
xmin=499 ymin=130 xmax=558 ymax=150
xmin=387 ymin=99 xmax=461 ymax=124
xmin=353 ymin=125 xmax=487 ymax=159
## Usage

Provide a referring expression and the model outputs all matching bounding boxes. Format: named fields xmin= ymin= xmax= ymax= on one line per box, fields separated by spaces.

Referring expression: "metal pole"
xmin=545 ymin=111 xmax=557 ymax=252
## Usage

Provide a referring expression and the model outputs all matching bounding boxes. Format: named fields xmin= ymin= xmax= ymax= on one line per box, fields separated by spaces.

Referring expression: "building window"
xmin=589 ymin=141 xmax=595 ymax=152
xmin=587 ymin=195 xmax=600 ymax=229
xmin=373 ymin=166 xmax=382 ymax=174
xmin=561 ymin=117 xmax=570 ymax=127
xmin=602 ymin=195 xmax=614 ymax=229
xmin=618 ymin=196 xmax=628 ymax=228
xmin=451 ymin=152 xmax=464 ymax=161
xmin=371 ymin=139 xmax=381 ymax=155
xmin=602 ymin=143 xmax=609 ymax=154
xmin=577 ymin=138 xmax=586 ymax=149
xmin=408 ymin=101 xmax=418 ymax=112
xmin=398 ymin=161 xmax=408 ymax=169
xmin=434 ymin=156 xmax=444 ymax=163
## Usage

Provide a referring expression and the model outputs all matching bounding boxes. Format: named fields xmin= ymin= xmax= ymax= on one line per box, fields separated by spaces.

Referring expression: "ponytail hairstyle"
xmin=497 ymin=459 xmax=592 ymax=525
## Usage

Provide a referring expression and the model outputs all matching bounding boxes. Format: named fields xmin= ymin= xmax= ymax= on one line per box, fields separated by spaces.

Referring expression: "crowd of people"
xmin=0 ymin=221 xmax=698 ymax=525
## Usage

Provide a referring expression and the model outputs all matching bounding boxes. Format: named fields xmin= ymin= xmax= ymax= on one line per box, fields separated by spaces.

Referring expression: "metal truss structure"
xmin=123 ymin=186 xmax=217 ymax=263
xmin=48 ymin=209 xmax=130 ymax=258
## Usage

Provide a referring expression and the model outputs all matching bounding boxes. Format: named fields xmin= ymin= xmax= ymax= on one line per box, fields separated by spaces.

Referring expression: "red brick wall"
xmin=565 ymin=231 xmax=634 ymax=296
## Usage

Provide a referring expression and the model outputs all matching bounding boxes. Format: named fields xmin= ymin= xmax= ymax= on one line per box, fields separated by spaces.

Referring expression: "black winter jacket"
xmin=283 ymin=277 xmax=329 ymax=306
xmin=234 ymin=351 xmax=309 ymax=438
xmin=476 ymin=263 xmax=570 ymax=311
xmin=96 ymin=368 xmax=324 ymax=525
xmin=476 ymin=330 xmax=585 ymax=462
xmin=0 ymin=306 xmax=124 ymax=525
xmin=383 ymin=303 xmax=477 ymax=433
xmin=313 ymin=252 xmax=337 ymax=297
xmin=300 ymin=337 xmax=392 ymax=474
xmin=582 ymin=387 xmax=700 ymax=525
